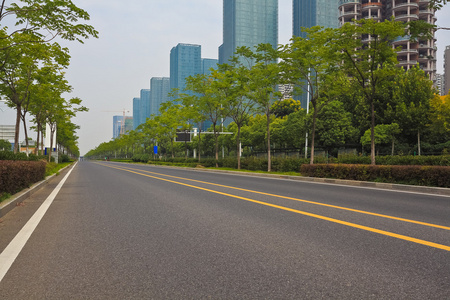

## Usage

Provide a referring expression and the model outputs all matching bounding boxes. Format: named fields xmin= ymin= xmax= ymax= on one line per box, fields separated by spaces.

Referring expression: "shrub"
xmin=0 ymin=160 xmax=46 ymax=194
xmin=300 ymin=164 xmax=450 ymax=188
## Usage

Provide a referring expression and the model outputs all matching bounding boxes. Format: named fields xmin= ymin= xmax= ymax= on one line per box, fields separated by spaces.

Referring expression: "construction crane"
xmin=101 ymin=109 xmax=130 ymax=136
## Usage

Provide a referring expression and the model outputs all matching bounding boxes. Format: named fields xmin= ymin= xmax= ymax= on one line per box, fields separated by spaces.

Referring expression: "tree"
xmin=155 ymin=101 xmax=187 ymax=158
xmin=281 ymin=26 xmax=340 ymax=164
xmin=235 ymin=43 xmax=282 ymax=172
xmin=335 ymin=19 xmax=405 ymax=165
xmin=0 ymin=139 xmax=11 ymax=151
xmin=315 ymin=100 xmax=357 ymax=157
xmin=393 ymin=67 xmax=434 ymax=155
xmin=0 ymin=0 xmax=98 ymax=50
xmin=216 ymin=61 xmax=253 ymax=169
xmin=184 ymin=73 xmax=226 ymax=166
xmin=280 ymin=109 xmax=307 ymax=150
xmin=361 ymin=123 xmax=401 ymax=156
xmin=0 ymin=36 xmax=69 ymax=153
xmin=429 ymin=0 xmax=448 ymax=10
xmin=428 ymin=95 xmax=450 ymax=148
xmin=271 ymin=98 xmax=301 ymax=118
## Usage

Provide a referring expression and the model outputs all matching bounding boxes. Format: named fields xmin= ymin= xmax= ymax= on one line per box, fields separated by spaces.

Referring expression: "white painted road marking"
xmin=0 ymin=162 xmax=77 ymax=283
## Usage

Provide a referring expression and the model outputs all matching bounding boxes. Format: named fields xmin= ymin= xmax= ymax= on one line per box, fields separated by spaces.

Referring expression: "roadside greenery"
xmin=0 ymin=0 xmax=98 ymax=159
xmin=86 ymin=18 xmax=449 ymax=170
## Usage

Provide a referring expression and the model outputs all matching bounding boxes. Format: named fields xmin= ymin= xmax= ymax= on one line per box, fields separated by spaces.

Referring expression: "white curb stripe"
xmin=0 ymin=162 xmax=77 ymax=283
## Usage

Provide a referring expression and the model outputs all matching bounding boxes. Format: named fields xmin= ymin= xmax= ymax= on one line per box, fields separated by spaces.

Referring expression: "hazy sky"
xmin=1 ymin=1 xmax=449 ymax=155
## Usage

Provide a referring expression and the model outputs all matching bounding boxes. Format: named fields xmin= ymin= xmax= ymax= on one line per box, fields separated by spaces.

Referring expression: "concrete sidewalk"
xmin=0 ymin=164 xmax=73 ymax=218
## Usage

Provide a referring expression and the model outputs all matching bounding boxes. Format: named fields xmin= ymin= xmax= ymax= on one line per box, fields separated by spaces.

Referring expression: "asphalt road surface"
xmin=0 ymin=161 xmax=449 ymax=299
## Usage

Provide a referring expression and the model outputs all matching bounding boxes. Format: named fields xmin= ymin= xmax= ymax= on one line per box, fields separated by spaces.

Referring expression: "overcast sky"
xmin=1 ymin=1 xmax=449 ymax=155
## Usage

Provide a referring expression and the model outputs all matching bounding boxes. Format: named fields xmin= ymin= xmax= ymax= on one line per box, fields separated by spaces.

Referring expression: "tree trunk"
xmin=48 ymin=127 xmax=54 ymax=162
xmin=214 ymin=129 xmax=219 ymax=168
xmin=237 ymin=126 xmax=241 ymax=170
xmin=370 ymin=101 xmax=376 ymax=165
xmin=417 ymin=130 xmax=421 ymax=156
xmin=309 ymin=108 xmax=317 ymax=165
xmin=267 ymin=111 xmax=271 ymax=172
xmin=391 ymin=138 xmax=395 ymax=156
xmin=198 ymin=129 xmax=202 ymax=163
xmin=40 ymin=125 xmax=44 ymax=155
xmin=21 ymin=115 xmax=29 ymax=156
xmin=14 ymin=105 xmax=21 ymax=153
xmin=35 ymin=124 xmax=40 ymax=155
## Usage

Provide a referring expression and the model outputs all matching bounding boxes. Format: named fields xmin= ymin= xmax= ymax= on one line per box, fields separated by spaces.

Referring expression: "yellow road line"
xmin=97 ymin=163 xmax=450 ymax=252
xmin=100 ymin=162 xmax=450 ymax=232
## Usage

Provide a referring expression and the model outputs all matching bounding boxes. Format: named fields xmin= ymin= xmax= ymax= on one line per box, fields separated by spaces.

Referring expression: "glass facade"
xmin=139 ymin=89 xmax=151 ymax=124
xmin=150 ymin=77 xmax=170 ymax=116
xmin=293 ymin=0 xmax=339 ymax=38
xmin=202 ymin=58 xmax=218 ymax=76
xmin=113 ymin=116 xmax=123 ymax=139
xmin=293 ymin=0 xmax=339 ymax=108
xmin=219 ymin=0 xmax=278 ymax=64
xmin=170 ymin=43 xmax=202 ymax=98
xmin=132 ymin=97 xmax=141 ymax=130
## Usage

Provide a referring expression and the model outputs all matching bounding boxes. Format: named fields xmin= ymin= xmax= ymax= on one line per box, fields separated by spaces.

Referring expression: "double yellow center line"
xmin=97 ymin=162 xmax=450 ymax=252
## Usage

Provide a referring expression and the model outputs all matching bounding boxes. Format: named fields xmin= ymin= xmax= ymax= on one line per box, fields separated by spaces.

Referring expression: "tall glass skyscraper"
xmin=293 ymin=0 xmax=339 ymax=108
xmin=150 ymin=77 xmax=170 ymax=116
xmin=202 ymin=58 xmax=218 ymax=76
xmin=219 ymin=0 xmax=278 ymax=64
xmin=170 ymin=43 xmax=202 ymax=98
xmin=132 ymin=97 xmax=141 ymax=130
xmin=293 ymin=0 xmax=339 ymax=38
xmin=139 ymin=89 xmax=151 ymax=124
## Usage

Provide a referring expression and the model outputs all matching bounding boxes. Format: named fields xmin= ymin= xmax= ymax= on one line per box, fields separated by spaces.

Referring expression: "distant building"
xmin=219 ymin=0 xmax=278 ymax=65
xmin=113 ymin=116 xmax=133 ymax=139
xmin=140 ymin=89 xmax=151 ymax=124
xmin=170 ymin=43 xmax=202 ymax=99
xmin=293 ymin=0 xmax=339 ymax=38
xmin=436 ymin=74 xmax=444 ymax=96
xmin=133 ymin=97 xmax=141 ymax=130
xmin=150 ymin=77 xmax=170 ymax=116
xmin=293 ymin=0 xmax=339 ymax=108
xmin=0 ymin=125 xmax=15 ymax=142
xmin=278 ymin=84 xmax=294 ymax=100
xmin=202 ymin=58 xmax=218 ymax=75
xmin=444 ymin=45 xmax=450 ymax=95
xmin=339 ymin=0 xmax=437 ymax=82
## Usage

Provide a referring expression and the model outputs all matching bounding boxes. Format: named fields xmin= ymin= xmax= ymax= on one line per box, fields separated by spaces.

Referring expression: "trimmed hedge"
xmin=0 ymin=151 xmax=49 ymax=161
xmin=0 ymin=160 xmax=46 ymax=195
xmin=337 ymin=155 xmax=450 ymax=166
xmin=300 ymin=164 xmax=450 ymax=188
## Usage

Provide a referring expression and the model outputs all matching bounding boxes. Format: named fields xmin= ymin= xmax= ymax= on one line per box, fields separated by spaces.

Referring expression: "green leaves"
xmin=4 ymin=0 xmax=99 ymax=45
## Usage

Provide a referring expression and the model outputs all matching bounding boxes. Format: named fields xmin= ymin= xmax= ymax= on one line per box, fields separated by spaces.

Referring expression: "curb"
xmin=0 ymin=164 xmax=74 ymax=218
xmin=152 ymin=165 xmax=450 ymax=197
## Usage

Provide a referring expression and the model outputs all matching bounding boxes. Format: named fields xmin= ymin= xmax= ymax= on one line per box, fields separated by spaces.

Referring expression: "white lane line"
xmin=0 ymin=162 xmax=77 ymax=283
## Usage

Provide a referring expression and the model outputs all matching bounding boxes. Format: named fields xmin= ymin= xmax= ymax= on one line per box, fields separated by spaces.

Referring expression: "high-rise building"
xmin=133 ymin=97 xmax=141 ymax=130
xmin=139 ymin=89 xmax=151 ymax=124
xmin=150 ymin=77 xmax=170 ymax=116
xmin=219 ymin=0 xmax=278 ymax=64
xmin=202 ymin=58 xmax=219 ymax=75
xmin=170 ymin=43 xmax=202 ymax=98
xmin=293 ymin=0 xmax=339 ymax=108
xmin=436 ymin=73 xmax=444 ymax=96
xmin=113 ymin=116 xmax=133 ymax=139
xmin=444 ymin=45 xmax=450 ymax=95
xmin=338 ymin=0 xmax=437 ymax=82
xmin=293 ymin=0 xmax=339 ymax=38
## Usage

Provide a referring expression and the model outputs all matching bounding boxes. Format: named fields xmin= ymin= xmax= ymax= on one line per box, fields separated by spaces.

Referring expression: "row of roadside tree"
xmin=0 ymin=0 xmax=98 ymax=160
xmin=86 ymin=18 xmax=450 ymax=171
